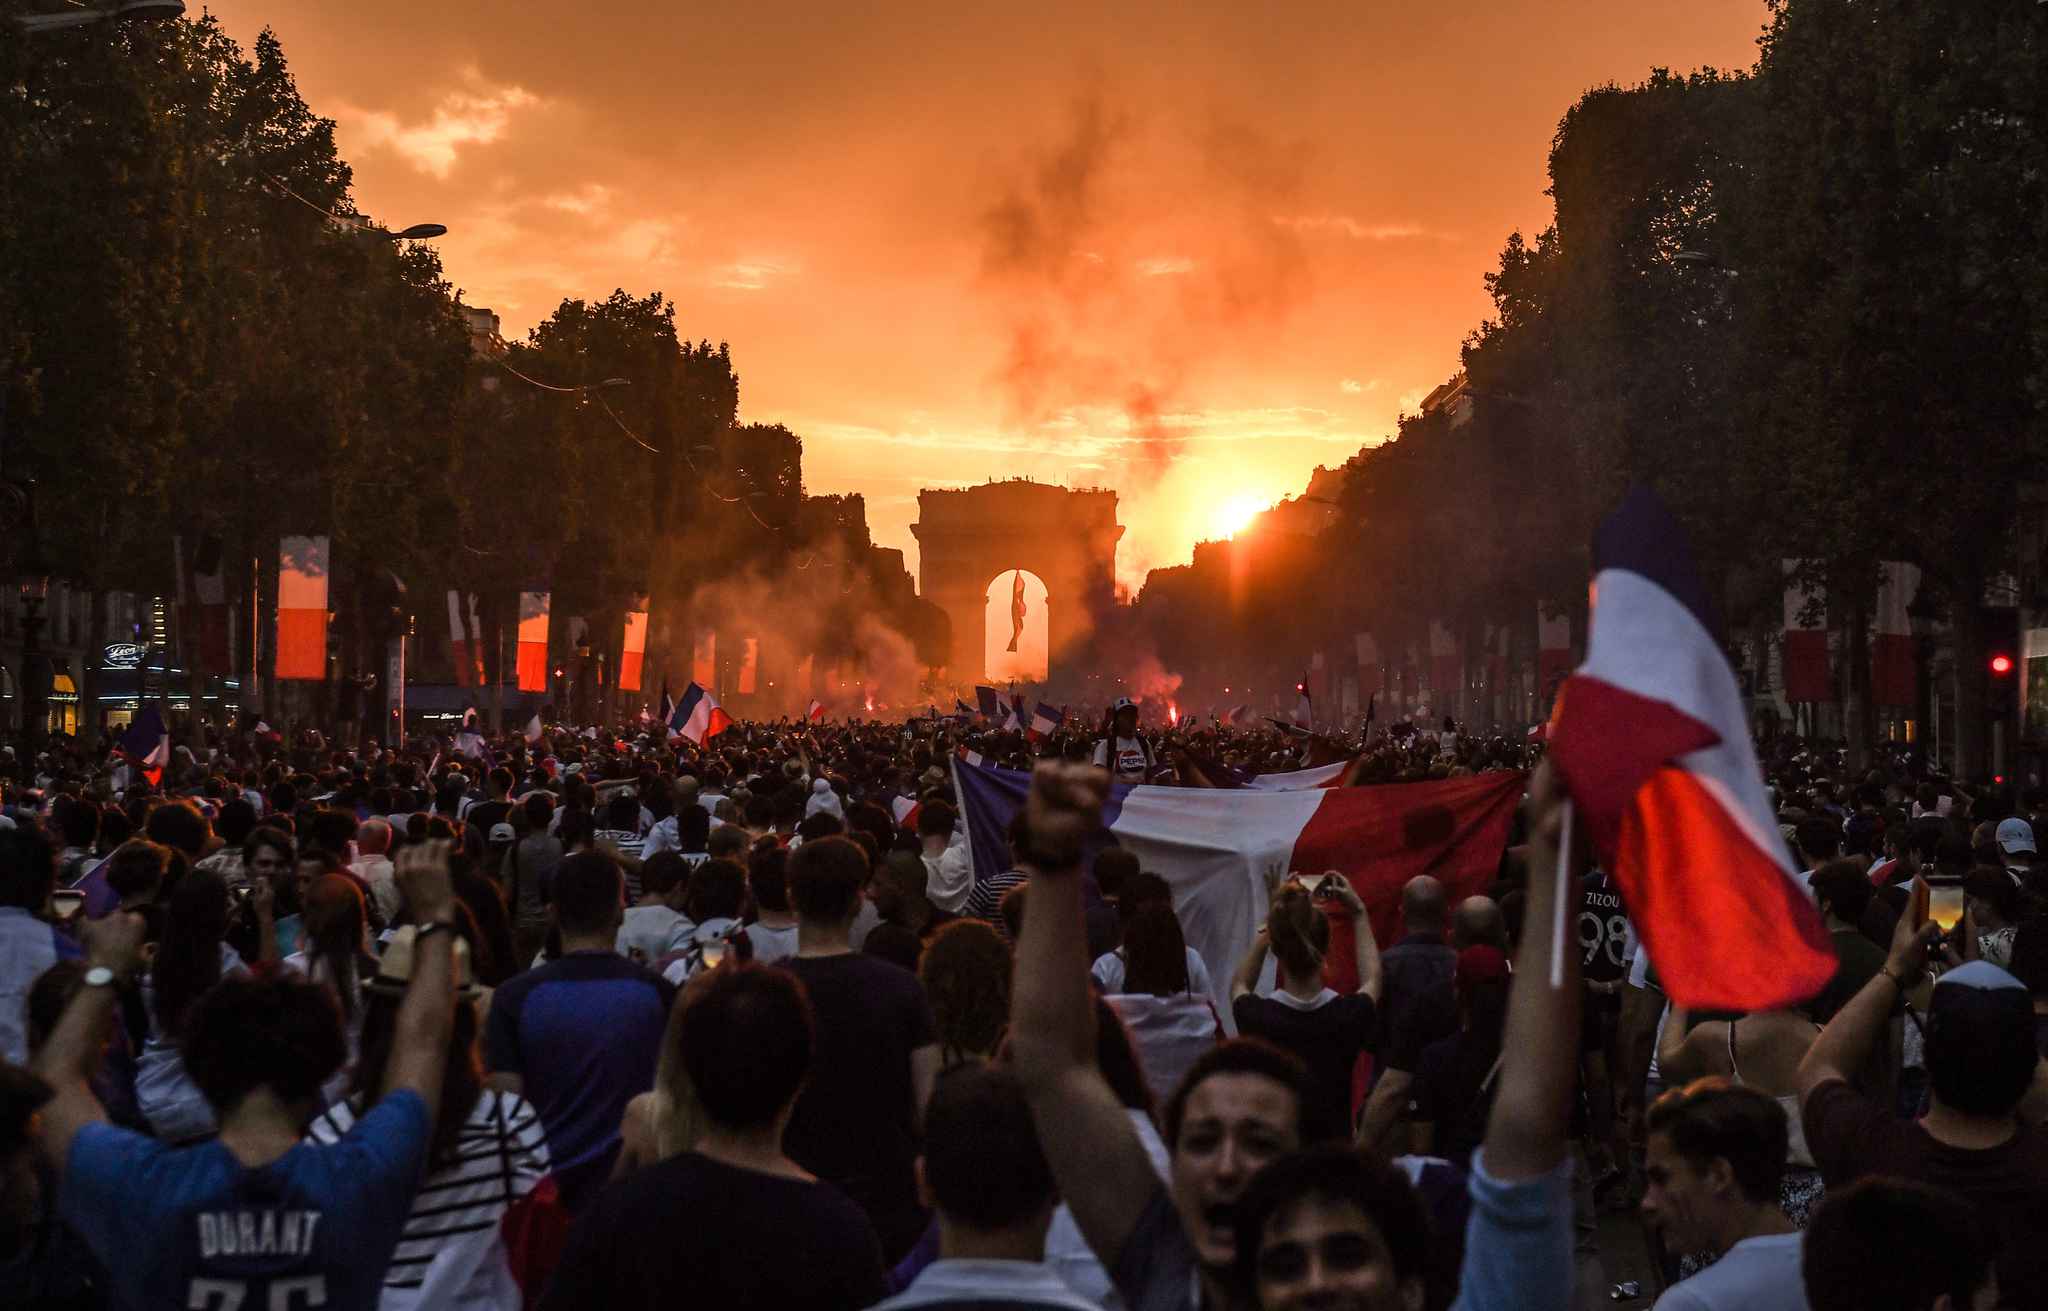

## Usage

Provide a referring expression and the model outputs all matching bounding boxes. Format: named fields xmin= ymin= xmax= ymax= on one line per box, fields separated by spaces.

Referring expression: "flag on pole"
xmin=658 ymin=683 xmax=678 ymax=734
xmin=672 ymin=682 xmax=732 ymax=745
xmin=516 ymin=592 xmax=551 ymax=693
xmin=1780 ymin=561 xmax=1830 ymax=703
xmin=1028 ymin=701 xmax=1065 ymax=742
xmin=806 ymin=699 xmax=827 ymax=723
xmin=275 ymin=535 xmax=330 ymax=681
xmin=954 ymin=753 xmax=1521 ymax=1015
xmin=619 ymin=600 xmax=650 ymax=692
xmin=975 ymin=686 xmax=1001 ymax=721
xmin=447 ymin=591 xmax=486 ymax=688
xmin=523 ymin=714 xmax=543 ymax=745
xmin=1548 ymin=487 xmax=1835 ymax=1011
xmin=116 ymin=707 xmax=170 ymax=786
xmin=1872 ymin=562 xmax=1921 ymax=708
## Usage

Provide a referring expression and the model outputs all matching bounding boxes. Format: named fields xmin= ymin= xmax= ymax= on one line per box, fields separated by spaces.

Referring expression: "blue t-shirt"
xmin=61 ymin=1089 xmax=431 ymax=1311
xmin=483 ymin=950 xmax=674 ymax=1209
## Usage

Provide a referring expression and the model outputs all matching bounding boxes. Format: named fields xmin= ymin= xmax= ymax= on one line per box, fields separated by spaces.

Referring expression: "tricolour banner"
xmin=515 ymin=592 xmax=551 ymax=693
xmin=1872 ymin=562 xmax=1921 ymax=708
xmin=1781 ymin=560 xmax=1830 ymax=703
xmin=447 ymin=591 xmax=486 ymax=688
xmin=275 ymin=535 xmax=329 ymax=681
xmin=952 ymin=755 xmax=1521 ymax=1016
xmin=620 ymin=601 xmax=649 ymax=693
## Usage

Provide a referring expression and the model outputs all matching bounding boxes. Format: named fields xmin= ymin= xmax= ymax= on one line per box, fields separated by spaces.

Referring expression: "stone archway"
xmin=912 ymin=481 xmax=1122 ymax=686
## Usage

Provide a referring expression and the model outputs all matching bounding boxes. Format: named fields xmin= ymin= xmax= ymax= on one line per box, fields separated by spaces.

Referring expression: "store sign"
xmin=102 ymin=643 xmax=145 ymax=669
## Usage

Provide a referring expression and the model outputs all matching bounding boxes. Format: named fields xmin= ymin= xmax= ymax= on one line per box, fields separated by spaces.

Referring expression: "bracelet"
xmin=1881 ymin=967 xmax=1909 ymax=992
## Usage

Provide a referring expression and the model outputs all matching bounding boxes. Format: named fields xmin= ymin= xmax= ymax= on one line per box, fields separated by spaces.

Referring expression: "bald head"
xmin=1402 ymin=876 xmax=1446 ymax=933
xmin=356 ymin=818 xmax=391 ymax=856
xmin=1453 ymin=895 xmax=1506 ymax=951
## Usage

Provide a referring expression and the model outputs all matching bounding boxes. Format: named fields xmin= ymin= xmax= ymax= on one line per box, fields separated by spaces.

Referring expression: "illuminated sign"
xmin=102 ymin=643 xmax=146 ymax=669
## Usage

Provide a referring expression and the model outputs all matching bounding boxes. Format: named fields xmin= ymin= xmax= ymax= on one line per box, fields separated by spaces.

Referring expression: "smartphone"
xmin=1909 ymin=878 xmax=1932 ymax=930
xmin=1926 ymin=881 xmax=1965 ymax=934
xmin=49 ymin=889 xmax=84 ymax=920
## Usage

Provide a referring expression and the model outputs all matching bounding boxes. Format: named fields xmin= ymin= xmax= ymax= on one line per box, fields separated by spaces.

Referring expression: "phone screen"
xmin=1927 ymin=884 xmax=1965 ymax=933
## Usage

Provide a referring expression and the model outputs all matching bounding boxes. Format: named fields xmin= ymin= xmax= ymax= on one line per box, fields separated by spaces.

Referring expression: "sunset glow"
xmin=1210 ymin=495 xmax=1269 ymax=541
xmin=203 ymin=0 xmax=1768 ymax=587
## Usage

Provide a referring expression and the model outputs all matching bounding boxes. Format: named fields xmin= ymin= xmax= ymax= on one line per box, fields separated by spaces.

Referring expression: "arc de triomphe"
xmin=911 ymin=481 xmax=1123 ymax=685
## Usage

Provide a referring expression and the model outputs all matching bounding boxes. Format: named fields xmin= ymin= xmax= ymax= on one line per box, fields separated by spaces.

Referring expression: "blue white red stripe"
xmin=671 ymin=682 xmax=733 ymax=745
xmin=1547 ymin=486 xmax=1834 ymax=1010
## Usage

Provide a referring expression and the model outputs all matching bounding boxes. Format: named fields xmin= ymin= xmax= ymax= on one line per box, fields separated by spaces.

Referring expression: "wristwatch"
xmin=83 ymin=965 xmax=119 ymax=989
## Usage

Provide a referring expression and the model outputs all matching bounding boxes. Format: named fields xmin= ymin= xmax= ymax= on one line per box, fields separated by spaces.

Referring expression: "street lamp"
xmin=385 ymin=223 xmax=448 ymax=241
xmin=12 ymin=0 xmax=184 ymax=32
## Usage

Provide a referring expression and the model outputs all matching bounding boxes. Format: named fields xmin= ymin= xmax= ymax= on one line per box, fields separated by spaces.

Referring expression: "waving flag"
xmin=672 ymin=682 xmax=732 ymax=745
xmin=953 ymin=698 xmax=977 ymax=720
xmin=975 ymin=686 xmax=1001 ymax=720
xmin=116 ymin=707 xmax=170 ymax=786
xmin=954 ymin=754 xmax=1521 ymax=1015
xmin=523 ymin=714 xmax=543 ymax=745
xmin=1548 ymin=487 xmax=1834 ymax=1010
xmin=806 ymin=699 xmax=827 ymax=723
xmin=1028 ymin=701 xmax=1065 ymax=742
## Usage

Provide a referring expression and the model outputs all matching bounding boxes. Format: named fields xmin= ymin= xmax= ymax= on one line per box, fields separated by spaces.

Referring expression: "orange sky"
xmin=204 ymin=1 xmax=1768 ymax=591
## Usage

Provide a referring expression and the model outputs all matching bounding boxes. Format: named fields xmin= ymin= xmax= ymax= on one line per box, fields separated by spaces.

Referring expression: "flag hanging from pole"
xmin=1548 ymin=488 xmax=1834 ymax=1010
xmin=619 ymin=599 xmax=649 ymax=693
xmin=275 ymin=536 xmax=330 ymax=681
xmin=671 ymin=682 xmax=732 ymax=745
xmin=1780 ymin=561 xmax=1830 ymax=704
xmin=516 ymin=592 xmax=551 ymax=693
xmin=447 ymin=591 xmax=486 ymax=688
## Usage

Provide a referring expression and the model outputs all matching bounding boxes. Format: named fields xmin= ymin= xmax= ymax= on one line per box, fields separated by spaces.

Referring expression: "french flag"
xmin=116 ymin=707 xmax=170 ymax=786
xmin=1547 ymin=487 xmax=1834 ymax=1010
xmin=672 ymin=682 xmax=733 ymax=745
xmin=1027 ymin=701 xmax=1064 ymax=741
xmin=975 ymin=686 xmax=1001 ymax=721
xmin=954 ymin=698 xmax=977 ymax=720
xmin=806 ymin=699 xmax=827 ymax=724
xmin=953 ymin=753 xmax=1521 ymax=1016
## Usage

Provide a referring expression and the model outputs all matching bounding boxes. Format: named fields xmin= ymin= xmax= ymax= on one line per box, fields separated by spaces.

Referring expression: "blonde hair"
xmin=1267 ymin=886 xmax=1330 ymax=981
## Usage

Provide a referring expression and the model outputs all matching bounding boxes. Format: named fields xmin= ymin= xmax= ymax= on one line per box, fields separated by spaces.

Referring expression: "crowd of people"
xmin=0 ymin=706 xmax=2042 ymax=1311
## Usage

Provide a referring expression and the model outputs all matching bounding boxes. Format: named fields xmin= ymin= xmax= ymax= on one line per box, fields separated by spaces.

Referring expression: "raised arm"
xmin=1230 ymin=930 xmax=1270 ymax=1001
xmin=1325 ymin=873 xmax=1382 ymax=1003
xmin=32 ymin=912 xmax=145 ymax=1182
xmin=1798 ymin=890 xmax=1933 ymax=1099
xmin=1482 ymin=761 xmax=1583 ymax=1180
xmin=1009 ymin=761 xmax=1165 ymax=1273
xmin=383 ymin=840 xmax=461 ymax=1134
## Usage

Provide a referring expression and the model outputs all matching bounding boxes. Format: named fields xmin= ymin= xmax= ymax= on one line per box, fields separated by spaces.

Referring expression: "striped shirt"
xmin=963 ymin=869 xmax=1029 ymax=940
xmin=306 ymin=1088 xmax=550 ymax=1310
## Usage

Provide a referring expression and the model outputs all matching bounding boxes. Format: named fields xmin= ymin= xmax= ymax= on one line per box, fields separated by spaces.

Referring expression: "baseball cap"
xmin=488 ymin=823 xmax=516 ymax=844
xmin=1113 ymin=697 xmax=1137 ymax=713
xmin=1996 ymin=816 xmax=2036 ymax=856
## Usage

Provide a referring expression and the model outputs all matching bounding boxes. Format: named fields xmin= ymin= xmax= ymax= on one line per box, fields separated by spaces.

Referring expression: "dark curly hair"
xmin=920 ymin=919 xmax=1012 ymax=1066
xmin=183 ymin=968 xmax=348 ymax=1113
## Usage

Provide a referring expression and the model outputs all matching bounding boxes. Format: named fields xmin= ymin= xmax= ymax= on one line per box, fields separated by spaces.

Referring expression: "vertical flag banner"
xmin=516 ymin=591 xmax=551 ymax=693
xmin=1872 ymin=562 xmax=1921 ymax=708
xmin=275 ymin=535 xmax=330 ymax=681
xmin=692 ymin=631 xmax=717 ymax=690
xmin=1781 ymin=560 xmax=1830 ymax=703
xmin=1537 ymin=606 xmax=1573 ymax=697
xmin=620 ymin=600 xmax=650 ymax=693
xmin=191 ymin=535 xmax=231 ymax=673
xmin=738 ymin=637 xmax=760 ymax=695
xmin=1549 ymin=488 xmax=1835 ymax=1010
xmin=447 ymin=591 xmax=485 ymax=688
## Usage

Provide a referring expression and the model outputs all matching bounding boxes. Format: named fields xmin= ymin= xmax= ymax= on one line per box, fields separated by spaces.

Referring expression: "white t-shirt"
xmin=1652 ymin=1233 xmax=1807 ymax=1311
xmin=617 ymin=905 xmax=690 ymax=964
xmin=747 ymin=921 xmax=800 ymax=965
xmin=1093 ymin=736 xmax=1151 ymax=782
xmin=1091 ymin=946 xmax=1215 ymax=999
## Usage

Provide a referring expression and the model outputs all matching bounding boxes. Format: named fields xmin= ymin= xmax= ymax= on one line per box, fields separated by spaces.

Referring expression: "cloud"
xmin=709 ymin=259 xmax=799 ymax=291
xmin=1136 ymin=256 xmax=1196 ymax=276
xmin=1339 ymin=378 xmax=1362 ymax=394
xmin=1273 ymin=214 xmax=1440 ymax=241
xmin=338 ymin=75 xmax=540 ymax=179
xmin=1398 ymin=388 xmax=1428 ymax=412
xmin=543 ymin=184 xmax=614 ymax=215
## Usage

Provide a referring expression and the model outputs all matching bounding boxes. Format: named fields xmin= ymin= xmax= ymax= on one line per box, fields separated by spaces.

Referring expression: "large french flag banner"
xmin=1780 ymin=560 xmax=1830 ymax=704
xmin=1244 ymin=760 xmax=1350 ymax=791
xmin=1871 ymin=562 xmax=1920 ymax=708
xmin=672 ymin=682 xmax=733 ymax=745
xmin=952 ymin=754 xmax=1521 ymax=1015
xmin=515 ymin=591 xmax=551 ymax=693
xmin=1548 ymin=488 xmax=1835 ymax=1010
xmin=619 ymin=600 xmax=649 ymax=692
xmin=275 ymin=536 xmax=330 ymax=681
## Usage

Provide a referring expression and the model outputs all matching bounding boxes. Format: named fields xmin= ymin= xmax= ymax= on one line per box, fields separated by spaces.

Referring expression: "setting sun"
xmin=1210 ymin=495 xmax=1269 ymax=541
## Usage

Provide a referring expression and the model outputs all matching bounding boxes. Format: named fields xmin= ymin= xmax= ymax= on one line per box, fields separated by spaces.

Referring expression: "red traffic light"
xmin=1990 ymin=654 xmax=2015 ymax=676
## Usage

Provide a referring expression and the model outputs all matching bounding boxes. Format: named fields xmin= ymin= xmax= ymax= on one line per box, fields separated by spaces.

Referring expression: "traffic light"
xmin=1986 ymin=607 xmax=2021 ymax=719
